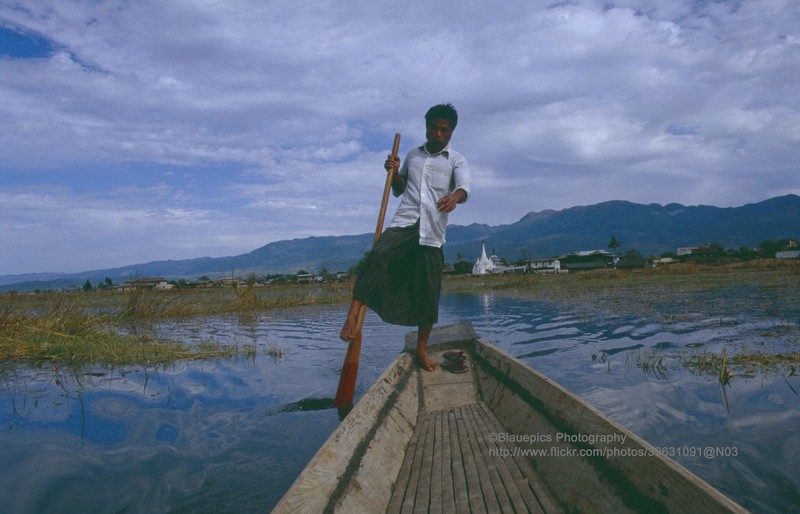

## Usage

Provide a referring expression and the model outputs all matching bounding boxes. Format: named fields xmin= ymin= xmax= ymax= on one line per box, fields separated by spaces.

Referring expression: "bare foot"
xmin=415 ymin=350 xmax=439 ymax=371
xmin=339 ymin=315 xmax=359 ymax=342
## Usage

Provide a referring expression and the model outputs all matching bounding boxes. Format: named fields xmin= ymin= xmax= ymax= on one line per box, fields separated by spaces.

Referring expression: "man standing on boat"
xmin=339 ymin=103 xmax=471 ymax=371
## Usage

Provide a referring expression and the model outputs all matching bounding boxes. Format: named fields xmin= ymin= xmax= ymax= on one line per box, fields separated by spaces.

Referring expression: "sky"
xmin=1 ymin=0 xmax=799 ymax=275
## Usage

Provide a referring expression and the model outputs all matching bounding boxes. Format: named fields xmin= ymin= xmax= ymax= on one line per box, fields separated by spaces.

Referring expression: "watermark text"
xmin=487 ymin=432 xmax=738 ymax=460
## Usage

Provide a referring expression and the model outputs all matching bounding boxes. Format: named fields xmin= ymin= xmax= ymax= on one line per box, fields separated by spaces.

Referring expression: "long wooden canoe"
xmin=273 ymin=322 xmax=748 ymax=513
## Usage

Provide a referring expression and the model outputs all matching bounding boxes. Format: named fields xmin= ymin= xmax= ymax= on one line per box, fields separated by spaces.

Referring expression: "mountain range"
xmin=2 ymin=194 xmax=798 ymax=291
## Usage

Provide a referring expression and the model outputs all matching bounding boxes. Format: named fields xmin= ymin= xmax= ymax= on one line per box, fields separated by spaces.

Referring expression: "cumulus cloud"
xmin=1 ymin=0 xmax=799 ymax=273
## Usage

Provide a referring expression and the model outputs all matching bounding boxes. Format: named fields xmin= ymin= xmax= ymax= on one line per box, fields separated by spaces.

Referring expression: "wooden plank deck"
xmin=386 ymin=401 xmax=561 ymax=514
xmin=277 ymin=325 xmax=748 ymax=514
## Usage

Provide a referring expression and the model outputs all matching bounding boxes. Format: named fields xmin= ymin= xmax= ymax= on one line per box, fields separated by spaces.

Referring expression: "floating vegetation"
xmin=266 ymin=341 xmax=289 ymax=361
xmin=0 ymin=282 xmax=351 ymax=365
xmin=452 ymin=264 xmax=799 ymax=385
xmin=0 ymin=297 xmax=266 ymax=366
xmin=630 ymin=346 xmax=800 ymax=383
xmin=629 ymin=349 xmax=669 ymax=380
xmin=682 ymin=349 xmax=800 ymax=377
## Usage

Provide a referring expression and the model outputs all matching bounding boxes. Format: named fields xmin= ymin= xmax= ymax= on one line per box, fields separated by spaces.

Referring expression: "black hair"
xmin=424 ymin=103 xmax=458 ymax=130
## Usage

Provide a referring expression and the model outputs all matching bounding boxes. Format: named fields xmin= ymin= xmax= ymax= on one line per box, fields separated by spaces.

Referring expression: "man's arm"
xmin=438 ymin=152 xmax=470 ymax=214
xmin=436 ymin=188 xmax=467 ymax=213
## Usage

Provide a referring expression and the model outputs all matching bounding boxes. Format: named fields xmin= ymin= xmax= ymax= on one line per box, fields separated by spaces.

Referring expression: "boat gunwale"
xmin=274 ymin=322 xmax=749 ymax=513
xmin=272 ymin=349 xmax=420 ymax=513
xmin=472 ymin=334 xmax=749 ymax=513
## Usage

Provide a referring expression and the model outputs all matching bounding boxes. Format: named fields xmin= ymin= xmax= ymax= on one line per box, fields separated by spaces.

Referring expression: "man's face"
xmin=425 ymin=118 xmax=453 ymax=153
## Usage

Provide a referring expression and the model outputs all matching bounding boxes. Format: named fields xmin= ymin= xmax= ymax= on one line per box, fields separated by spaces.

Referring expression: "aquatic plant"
xmin=0 ymin=297 xmax=259 ymax=366
xmin=266 ymin=341 xmax=289 ymax=362
xmin=630 ymin=346 xmax=800 ymax=383
xmin=628 ymin=349 xmax=669 ymax=380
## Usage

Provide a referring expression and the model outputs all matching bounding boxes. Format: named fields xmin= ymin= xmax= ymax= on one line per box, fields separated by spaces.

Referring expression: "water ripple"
xmin=1 ymin=292 xmax=797 ymax=513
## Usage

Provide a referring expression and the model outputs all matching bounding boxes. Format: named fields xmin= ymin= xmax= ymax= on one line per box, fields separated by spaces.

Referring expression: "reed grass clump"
xmin=231 ymin=281 xmax=260 ymax=311
xmin=120 ymin=288 xmax=209 ymax=319
xmin=0 ymin=297 xmax=252 ymax=366
xmin=629 ymin=349 xmax=669 ymax=379
xmin=266 ymin=341 xmax=289 ymax=361
xmin=631 ymin=346 xmax=800 ymax=381
xmin=0 ymin=281 xmax=352 ymax=366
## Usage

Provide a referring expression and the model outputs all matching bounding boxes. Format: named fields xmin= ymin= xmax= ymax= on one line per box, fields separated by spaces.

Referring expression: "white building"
xmin=527 ymin=258 xmax=562 ymax=274
xmin=472 ymin=242 xmax=495 ymax=275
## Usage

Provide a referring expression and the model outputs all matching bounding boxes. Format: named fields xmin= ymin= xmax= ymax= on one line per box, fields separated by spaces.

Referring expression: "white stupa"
xmin=472 ymin=242 xmax=494 ymax=275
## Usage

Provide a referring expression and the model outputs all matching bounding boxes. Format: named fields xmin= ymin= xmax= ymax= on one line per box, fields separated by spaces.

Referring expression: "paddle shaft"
xmin=334 ymin=133 xmax=401 ymax=407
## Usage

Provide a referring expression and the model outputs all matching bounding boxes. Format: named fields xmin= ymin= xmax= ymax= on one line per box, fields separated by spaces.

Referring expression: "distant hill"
xmin=443 ymin=194 xmax=800 ymax=265
xmin=0 ymin=233 xmax=374 ymax=291
xmin=2 ymin=195 xmax=798 ymax=291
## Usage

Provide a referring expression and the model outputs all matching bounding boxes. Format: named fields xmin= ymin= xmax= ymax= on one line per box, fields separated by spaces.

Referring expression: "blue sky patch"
xmin=0 ymin=24 xmax=58 ymax=59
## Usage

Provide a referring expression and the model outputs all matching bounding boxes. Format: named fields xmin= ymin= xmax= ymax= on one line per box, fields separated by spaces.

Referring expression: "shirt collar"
xmin=420 ymin=143 xmax=450 ymax=157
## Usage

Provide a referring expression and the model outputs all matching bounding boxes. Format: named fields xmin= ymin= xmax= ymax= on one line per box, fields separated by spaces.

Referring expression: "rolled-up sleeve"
xmin=450 ymin=153 xmax=470 ymax=202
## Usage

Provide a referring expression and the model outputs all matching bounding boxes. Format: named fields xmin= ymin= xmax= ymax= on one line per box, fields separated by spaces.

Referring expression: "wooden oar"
xmin=334 ymin=133 xmax=401 ymax=407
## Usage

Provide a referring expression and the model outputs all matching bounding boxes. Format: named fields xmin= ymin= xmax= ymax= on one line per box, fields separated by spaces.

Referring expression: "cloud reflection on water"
xmin=0 ymin=296 xmax=798 ymax=512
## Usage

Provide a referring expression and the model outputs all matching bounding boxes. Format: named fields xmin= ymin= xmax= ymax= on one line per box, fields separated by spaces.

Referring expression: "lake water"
xmin=1 ymin=292 xmax=798 ymax=513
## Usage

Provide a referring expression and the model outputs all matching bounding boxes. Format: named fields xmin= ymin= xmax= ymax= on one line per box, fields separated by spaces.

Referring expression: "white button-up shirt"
xmin=389 ymin=144 xmax=471 ymax=247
